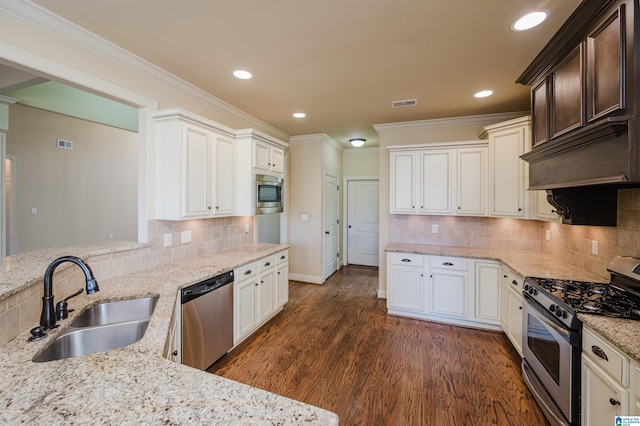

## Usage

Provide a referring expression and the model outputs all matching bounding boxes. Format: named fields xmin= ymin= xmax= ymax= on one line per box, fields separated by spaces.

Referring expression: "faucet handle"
xmin=55 ymin=288 xmax=84 ymax=320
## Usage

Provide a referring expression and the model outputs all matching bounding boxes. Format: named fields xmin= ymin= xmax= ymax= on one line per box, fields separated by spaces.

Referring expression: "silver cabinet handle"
xmin=401 ymin=259 xmax=412 ymax=263
xmin=244 ymin=269 xmax=252 ymax=275
xmin=442 ymin=262 xmax=454 ymax=266
xmin=591 ymin=345 xmax=608 ymax=361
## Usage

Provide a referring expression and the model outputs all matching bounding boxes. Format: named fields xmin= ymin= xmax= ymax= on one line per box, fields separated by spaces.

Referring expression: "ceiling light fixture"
xmin=350 ymin=138 xmax=366 ymax=148
xmin=233 ymin=70 xmax=252 ymax=79
xmin=293 ymin=112 xmax=306 ymax=118
xmin=512 ymin=11 xmax=548 ymax=31
xmin=474 ymin=90 xmax=493 ymax=98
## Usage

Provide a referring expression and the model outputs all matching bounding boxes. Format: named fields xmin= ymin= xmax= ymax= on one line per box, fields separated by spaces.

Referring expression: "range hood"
xmin=517 ymin=0 xmax=638 ymax=226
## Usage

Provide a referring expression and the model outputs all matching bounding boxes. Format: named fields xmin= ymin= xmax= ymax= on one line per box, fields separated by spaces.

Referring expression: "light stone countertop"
xmin=386 ymin=242 xmax=640 ymax=363
xmin=0 ymin=242 xmax=339 ymax=425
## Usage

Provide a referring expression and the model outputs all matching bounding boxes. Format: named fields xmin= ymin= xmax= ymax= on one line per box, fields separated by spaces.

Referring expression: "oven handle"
xmin=523 ymin=293 xmax=570 ymax=338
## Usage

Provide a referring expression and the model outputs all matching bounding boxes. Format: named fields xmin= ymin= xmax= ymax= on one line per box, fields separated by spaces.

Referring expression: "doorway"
xmin=345 ymin=179 xmax=379 ymax=267
xmin=323 ymin=173 xmax=339 ymax=280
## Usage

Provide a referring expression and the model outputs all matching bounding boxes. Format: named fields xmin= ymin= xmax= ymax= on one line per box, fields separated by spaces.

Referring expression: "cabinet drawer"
xmin=236 ymin=262 xmax=258 ymax=281
xmin=388 ymin=253 xmax=424 ymax=267
xmin=276 ymin=250 xmax=289 ymax=264
xmin=503 ymin=268 xmax=523 ymax=292
xmin=259 ymin=256 xmax=276 ymax=271
xmin=583 ymin=328 xmax=629 ymax=385
xmin=429 ymin=257 xmax=468 ymax=271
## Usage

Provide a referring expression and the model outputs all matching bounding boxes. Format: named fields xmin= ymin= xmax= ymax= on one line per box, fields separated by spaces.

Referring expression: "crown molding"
xmin=0 ymin=0 xmax=290 ymax=141
xmin=373 ymin=111 xmax=529 ymax=134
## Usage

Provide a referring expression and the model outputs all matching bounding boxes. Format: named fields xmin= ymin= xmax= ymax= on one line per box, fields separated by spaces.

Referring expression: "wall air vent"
xmin=391 ymin=99 xmax=418 ymax=108
xmin=57 ymin=139 xmax=73 ymax=149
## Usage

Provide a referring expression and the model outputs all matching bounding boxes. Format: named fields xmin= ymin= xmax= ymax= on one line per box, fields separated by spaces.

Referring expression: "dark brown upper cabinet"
xmin=586 ymin=5 xmax=625 ymax=121
xmin=550 ymin=45 xmax=583 ymax=139
xmin=532 ymin=80 xmax=547 ymax=146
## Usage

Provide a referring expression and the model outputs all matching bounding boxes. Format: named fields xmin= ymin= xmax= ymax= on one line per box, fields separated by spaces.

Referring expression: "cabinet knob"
xmin=207 ymin=206 xmax=212 ymax=210
xmin=254 ymin=282 xmax=259 ymax=286
xmin=264 ymin=262 xmax=271 ymax=267
xmin=458 ymin=206 xmax=461 ymax=210
xmin=280 ymin=255 xmax=286 ymax=260
xmin=511 ymin=280 xmax=518 ymax=286
xmin=518 ymin=208 xmax=522 ymax=212
xmin=172 ymin=350 xmax=178 ymax=356
xmin=503 ymin=275 xmax=508 ymax=278
xmin=244 ymin=269 xmax=252 ymax=275
xmin=519 ymin=306 xmax=523 ymax=310
xmin=609 ymin=398 xmax=621 ymax=406
xmin=215 ymin=206 xmax=219 ymax=210
xmin=325 ymin=231 xmax=330 ymax=235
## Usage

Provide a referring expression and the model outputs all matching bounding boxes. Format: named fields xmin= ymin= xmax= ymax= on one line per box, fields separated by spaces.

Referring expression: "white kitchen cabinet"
xmin=234 ymin=262 xmax=259 ymax=344
xmin=387 ymin=253 xmax=426 ymax=314
xmin=388 ymin=142 xmax=487 ymax=216
xmin=235 ymin=129 xmax=288 ymax=216
xmin=234 ymin=251 xmax=289 ymax=346
xmin=474 ymin=261 xmax=501 ymax=325
xmin=428 ymin=257 xmax=470 ymax=319
xmin=276 ymin=250 xmax=289 ymax=308
xmin=152 ymin=109 xmax=235 ymax=220
xmin=482 ymin=116 xmax=559 ymax=222
xmin=581 ymin=327 xmax=631 ymax=425
xmin=254 ymin=139 xmax=285 ymax=175
xmin=501 ymin=267 xmax=524 ymax=356
xmin=389 ymin=151 xmax=418 ymax=214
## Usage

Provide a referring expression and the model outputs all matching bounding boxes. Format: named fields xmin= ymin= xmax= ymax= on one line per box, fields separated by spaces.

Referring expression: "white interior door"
xmin=324 ymin=174 xmax=339 ymax=280
xmin=347 ymin=179 xmax=379 ymax=267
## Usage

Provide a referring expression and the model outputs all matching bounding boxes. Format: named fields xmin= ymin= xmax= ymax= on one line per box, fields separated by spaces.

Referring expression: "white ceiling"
xmin=27 ymin=0 xmax=582 ymax=147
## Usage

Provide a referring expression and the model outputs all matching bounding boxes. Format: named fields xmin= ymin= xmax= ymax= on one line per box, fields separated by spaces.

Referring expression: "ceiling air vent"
xmin=391 ymin=99 xmax=418 ymax=108
xmin=57 ymin=139 xmax=73 ymax=149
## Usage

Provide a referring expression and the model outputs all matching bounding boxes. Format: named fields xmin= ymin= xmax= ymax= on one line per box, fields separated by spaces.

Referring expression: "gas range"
xmin=523 ymin=256 xmax=640 ymax=330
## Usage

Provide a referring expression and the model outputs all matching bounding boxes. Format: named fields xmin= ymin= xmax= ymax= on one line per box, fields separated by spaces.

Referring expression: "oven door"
xmin=255 ymin=174 xmax=283 ymax=214
xmin=522 ymin=293 xmax=581 ymax=425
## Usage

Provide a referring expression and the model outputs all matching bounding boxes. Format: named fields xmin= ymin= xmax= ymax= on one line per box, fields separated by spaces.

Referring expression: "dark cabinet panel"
xmin=587 ymin=5 xmax=625 ymax=121
xmin=532 ymin=81 xmax=547 ymax=146
xmin=551 ymin=47 xmax=583 ymax=138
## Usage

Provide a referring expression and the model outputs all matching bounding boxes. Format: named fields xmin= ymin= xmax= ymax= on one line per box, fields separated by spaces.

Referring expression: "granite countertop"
xmin=386 ymin=242 xmax=640 ymax=364
xmin=0 ymin=242 xmax=339 ymax=425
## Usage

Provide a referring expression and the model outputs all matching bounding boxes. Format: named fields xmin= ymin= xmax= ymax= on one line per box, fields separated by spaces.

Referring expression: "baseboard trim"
xmin=289 ymin=273 xmax=324 ymax=284
xmin=377 ymin=290 xmax=387 ymax=299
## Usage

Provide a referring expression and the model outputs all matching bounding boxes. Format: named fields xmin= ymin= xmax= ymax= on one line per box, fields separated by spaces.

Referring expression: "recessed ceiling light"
xmin=474 ymin=90 xmax=493 ymax=98
xmin=349 ymin=138 xmax=366 ymax=148
xmin=233 ymin=70 xmax=252 ymax=79
xmin=293 ymin=112 xmax=306 ymax=118
xmin=512 ymin=11 xmax=548 ymax=31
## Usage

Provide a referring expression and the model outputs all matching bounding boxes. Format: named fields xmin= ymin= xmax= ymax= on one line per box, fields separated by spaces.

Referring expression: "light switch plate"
xmin=431 ymin=224 xmax=438 ymax=234
xmin=301 ymin=213 xmax=309 ymax=222
xmin=181 ymin=230 xmax=191 ymax=244
xmin=545 ymin=230 xmax=551 ymax=241
xmin=591 ymin=240 xmax=599 ymax=256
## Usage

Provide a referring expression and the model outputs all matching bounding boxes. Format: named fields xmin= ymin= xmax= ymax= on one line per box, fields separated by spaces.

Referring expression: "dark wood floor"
xmin=208 ymin=265 xmax=548 ymax=425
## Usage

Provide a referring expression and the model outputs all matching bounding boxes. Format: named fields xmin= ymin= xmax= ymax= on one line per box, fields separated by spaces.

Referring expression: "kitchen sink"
xmin=70 ymin=296 xmax=158 ymax=327
xmin=32 ymin=296 xmax=158 ymax=363
xmin=33 ymin=320 xmax=150 ymax=362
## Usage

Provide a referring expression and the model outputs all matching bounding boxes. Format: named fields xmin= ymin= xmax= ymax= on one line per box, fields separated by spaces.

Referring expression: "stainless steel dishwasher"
xmin=181 ymin=270 xmax=234 ymax=370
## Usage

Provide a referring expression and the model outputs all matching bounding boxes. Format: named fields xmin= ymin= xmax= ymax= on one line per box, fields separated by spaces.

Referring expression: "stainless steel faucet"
xmin=40 ymin=256 xmax=99 ymax=330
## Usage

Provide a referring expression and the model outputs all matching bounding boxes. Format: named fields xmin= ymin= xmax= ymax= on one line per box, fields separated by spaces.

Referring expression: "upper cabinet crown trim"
xmin=236 ymin=128 xmax=288 ymax=149
xmin=388 ymin=140 xmax=488 ymax=152
xmin=151 ymin=108 xmax=236 ymax=137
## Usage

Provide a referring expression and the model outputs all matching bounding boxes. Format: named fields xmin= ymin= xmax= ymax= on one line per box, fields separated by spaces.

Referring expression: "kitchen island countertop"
xmin=0 ymin=242 xmax=339 ymax=425
xmin=386 ymin=242 xmax=640 ymax=363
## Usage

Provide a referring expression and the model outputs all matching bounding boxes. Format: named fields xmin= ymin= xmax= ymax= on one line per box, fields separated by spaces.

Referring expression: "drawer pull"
xmin=280 ymin=255 xmax=286 ymax=260
xmin=401 ymin=259 xmax=412 ymax=263
xmin=244 ymin=269 xmax=252 ymax=275
xmin=591 ymin=345 xmax=608 ymax=361
xmin=442 ymin=262 xmax=454 ymax=266
xmin=609 ymin=398 xmax=620 ymax=406
xmin=264 ymin=262 xmax=271 ymax=267
xmin=511 ymin=280 xmax=518 ymax=286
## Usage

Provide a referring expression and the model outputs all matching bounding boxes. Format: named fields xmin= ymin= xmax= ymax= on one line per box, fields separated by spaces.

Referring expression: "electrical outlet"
xmin=545 ymin=230 xmax=551 ymax=241
xmin=164 ymin=233 xmax=172 ymax=247
xmin=245 ymin=223 xmax=250 ymax=233
xmin=591 ymin=240 xmax=599 ymax=256
xmin=431 ymin=224 xmax=438 ymax=234
xmin=181 ymin=230 xmax=192 ymax=244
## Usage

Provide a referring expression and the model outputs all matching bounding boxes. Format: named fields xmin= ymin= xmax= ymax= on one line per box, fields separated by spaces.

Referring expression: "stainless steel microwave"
xmin=256 ymin=174 xmax=283 ymax=214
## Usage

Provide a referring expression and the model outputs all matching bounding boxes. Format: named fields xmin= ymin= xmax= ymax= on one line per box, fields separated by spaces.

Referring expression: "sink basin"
xmin=71 ymin=296 xmax=158 ymax=327
xmin=33 ymin=320 xmax=149 ymax=362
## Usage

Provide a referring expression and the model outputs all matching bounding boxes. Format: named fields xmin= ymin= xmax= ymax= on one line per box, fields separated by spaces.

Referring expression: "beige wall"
xmin=343 ymin=147 xmax=379 ymax=177
xmin=289 ymin=134 xmax=343 ymax=283
xmin=7 ymin=103 xmax=138 ymax=251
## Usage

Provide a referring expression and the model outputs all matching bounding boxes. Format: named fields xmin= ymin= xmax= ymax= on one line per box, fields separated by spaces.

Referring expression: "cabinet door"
xmin=456 ymin=147 xmax=487 ymax=216
xmin=213 ymin=133 xmax=235 ymax=215
xmin=183 ymin=124 xmax=213 ymax=217
xmin=582 ymin=354 xmax=628 ymax=426
xmin=270 ymin=146 xmax=285 ymax=174
xmin=551 ymin=46 xmax=583 ymax=138
xmin=507 ymin=288 xmax=524 ymax=356
xmin=253 ymin=140 xmax=271 ymax=171
xmin=532 ymin=80 xmax=548 ymax=146
xmin=235 ymin=278 xmax=258 ymax=344
xmin=490 ymin=128 xmax=525 ymax=217
xmin=475 ymin=262 xmax=501 ymax=324
xmin=387 ymin=265 xmax=426 ymax=313
xmin=258 ymin=269 xmax=276 ymax=323
xmin=429 ymin=269 xmax=468 ymax=319
xmin=276 ymin=262 xmax=289 ymax=308
xmin=420 ymin=149 xmax=453 ymax=214
xmin=534 ymin=190 xmax=560 ymax=222
xmin=389 ymin=151 xmax=417 ymax=213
